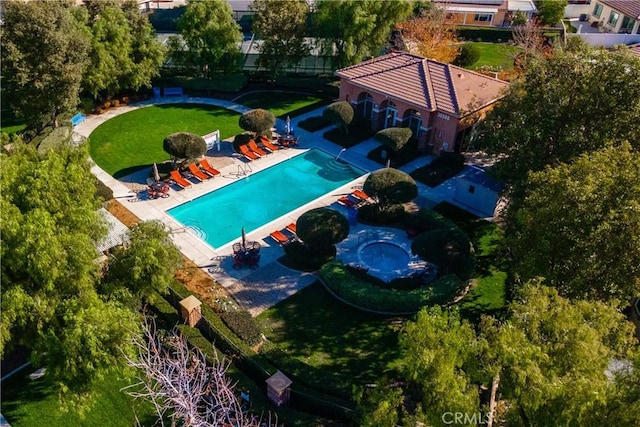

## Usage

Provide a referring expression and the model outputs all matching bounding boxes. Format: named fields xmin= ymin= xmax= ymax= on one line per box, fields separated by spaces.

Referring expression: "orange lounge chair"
xmin=260 ymin=135 xmax=279 ymax=152
xmin=199 ymin=158 xmax=221 ymax=177
xmin=188 ymin=163 xmax=210 ymax=181
xmin=239 ymin=144 xmax=259 ymax=160
xmin=352 ymin=189 xmax=370 ymax=200
xmin=285 ymin=223 xmax=296 ymax=234
xmin=270 ymin=230 xmax=290 ymax=245
xmin=170 ymin=170 xmax=192 ymax=189
xmin=337 ymin=196 xmax=357 ymax=207
xmin=248 ymin=139 xmax=267 ymax=156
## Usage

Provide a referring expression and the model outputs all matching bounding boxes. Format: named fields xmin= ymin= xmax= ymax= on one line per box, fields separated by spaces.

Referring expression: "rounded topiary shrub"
xmin=239 ymin=108 xmax=276 ymax=137
xmin=232 ymin=132 xmax=254 ymax=152
xmin=322 ymin=101 xmax=354 ymax=134
xmin=374 ymin=127 xmax=413 ymax=153
xmin=297 ymin=207 xmax=349 ymax=249
xmin=363 ymin=168 xmax=418 ymax=209
xmin=411 ymin=227 xmax=474 ymax=278
xmin=454 ymin=44 xmax=481 ymax=67
xmin=163 ymin=132 xmax=206 ymax=163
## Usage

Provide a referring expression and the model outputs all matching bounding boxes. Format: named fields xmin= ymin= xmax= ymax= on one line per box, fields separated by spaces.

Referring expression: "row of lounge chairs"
xmin=238 ymin=137 xmax=280 ymax=161
xmin=169 ymin=159 xmax=221 ymax=189
xmin=270 ymin=222 xmax=297 ymax=245
xmin=337 ymin=189 xmax=372 ymax=208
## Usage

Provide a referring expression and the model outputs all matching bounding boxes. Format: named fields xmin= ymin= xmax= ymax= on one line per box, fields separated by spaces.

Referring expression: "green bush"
xmin=457 ymin=26 xmax=513 ymax=43
xmin=322 ymin=101 xmax=354 ymax=134
xmin=163 ymin=132 xmax=207 ymax=164
xmin=297 ymin=207 xmax=349 ymax=249
xmin=232 ymin=132 xmax=254 ymax=152
xmin=322 ymin=116 xmax=374 ymax=147
xmin=374 ymin=127 xmax=413 ymax=152
xmin=239 ymin=108 xmax=276 ymax=137
xmin=94 ymin=178 xmax=114 ymax=202
xmin=219 ymin=310 xmax=263 ymax=346
xmin=411 ymin=227 xmax=475 ymax=278
xmin=298 ymin=115 xmax=332 ymax=132
xmin=283 ymin=240 xmax=336 ymax=271
xmin=357 ymin=203 xmax=408 ymax=225
xmin=410 ymin=151 xmax=465 ymax=187
xmin=363 ymin=168 xmax=418 ymax=208
xmin=35 ymin=125 xmax=73 ymax=154
xmin=318 ymin=262 xmax=465 ymax=312
xmin=174 ymin=74 xmax=248 ymax=93
xmin=454 ymin=44 xmax=481 ymax=67
xmin=402 ymin=208 xmax=457 ymax=234
xmin=367 ymin=137 xmax=420 ymax=168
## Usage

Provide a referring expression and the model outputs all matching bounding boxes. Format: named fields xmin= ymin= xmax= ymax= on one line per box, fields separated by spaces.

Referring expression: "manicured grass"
xmin=256 ymin=283 xmax=402 ymax=398
xmin=1 ymin=368 xmax=155 ymax=427
xmin=433 ymin=202 xmax=508 ymax=322
xmin=233 ymin=92 xmax=324 ymax=119
xmin=465 ymin=42 xmax=521 ymax=71
xmin=89 ymin=104 xmax=242 ymax=177
xmin=0 ymin=106 xmax=26 ymax=134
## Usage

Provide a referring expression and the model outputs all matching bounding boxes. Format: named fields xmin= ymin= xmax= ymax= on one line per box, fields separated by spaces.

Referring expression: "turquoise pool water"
xmin=168 ymin=149 xmax=365 ymax=248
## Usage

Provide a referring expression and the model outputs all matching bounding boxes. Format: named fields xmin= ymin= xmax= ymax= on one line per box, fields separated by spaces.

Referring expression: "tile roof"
xmin=600 ymin=0 xmax=640 ymax=19
xmin=96 ymin=208 xmax=129 ymax=253
xmin=336 ymin=52 xmax=509 ymax=116
xmin=630 ymin=43 xmax=640 ymax=58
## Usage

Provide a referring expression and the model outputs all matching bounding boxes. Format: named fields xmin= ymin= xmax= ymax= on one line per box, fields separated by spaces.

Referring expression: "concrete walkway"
xmin=77 ymin=96 xmax=492 ymax=315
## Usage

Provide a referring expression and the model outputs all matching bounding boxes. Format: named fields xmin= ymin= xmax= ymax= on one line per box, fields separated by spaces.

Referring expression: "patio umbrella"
xmin=286 ymin=115 xmax=291 ymax=135
xmin=153 ymin=162 xmax=161 ymax=182
xmin=241 ymin=227 xmax=247 ymax=250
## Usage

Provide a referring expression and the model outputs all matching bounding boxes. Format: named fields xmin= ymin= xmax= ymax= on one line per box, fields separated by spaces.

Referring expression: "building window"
xmin=608 ymin=11 xmax=619 ymax=26
xmin=620 ymin=16 xmax=634 ymax=33
xmin=593 ymin=3 xmax=602 ymax=17
xmin=468 ymin=185 xmax=475 ymax=194
xmin=474 ymin=13 xmax=493 ymax=22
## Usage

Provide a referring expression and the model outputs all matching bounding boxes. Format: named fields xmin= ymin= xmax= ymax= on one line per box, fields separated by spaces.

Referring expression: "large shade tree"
xmin=251 ymin=0 xmax=310 ymax=78
xmin=475 ymin=47 xmax=640 ymax=193
xmin=511 ymin=143 xmax=640 ymax=304
xmin=172 ymin=0 xmax=243 ymax=77
xmin=312 ymin=0 xmax=413 ymax=68
xmin=0 ymin=0 xmax=90 ymax=130
xmin=0 ymin=142 xmax=138 ymax=403
xmin=395 ymin=5 xmax=460 ymax=63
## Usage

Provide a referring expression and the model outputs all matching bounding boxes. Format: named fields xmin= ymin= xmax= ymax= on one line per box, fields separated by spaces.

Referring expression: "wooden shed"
xmin=179 ymin=295 xmax=202 ymax=327
xmin=265 ymin=370 xmax=292 ymax=407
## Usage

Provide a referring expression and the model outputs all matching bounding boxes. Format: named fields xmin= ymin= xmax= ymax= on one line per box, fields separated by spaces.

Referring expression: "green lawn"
xmin=233 ymin=92 xmax=324 ymax=119
xmin=0 ymin=105 xmax=26 ymax=135
xmin=89 ymin=104 xmax=242 ymax=177
xmin=466 ymin=42 xmax=521 ymax=71
xmin=433 ymin=202 xmax=508 ymax=322
xmin=1 ymin=368 xmax=155 ymax=427
xmin=256 ymin=283 xmax=402 ymax=399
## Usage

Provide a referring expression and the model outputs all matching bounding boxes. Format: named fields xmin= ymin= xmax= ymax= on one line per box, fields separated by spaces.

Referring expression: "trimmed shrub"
xmin=239 ymin=108 xmax=276 ymax=137
xmin=454 ymin=44 xmax=481 ymax=67
xmin=219 ymin=310 xmax=263 ymax=346
xmin=367 ymin=137 xmax=420 ymax=168
xmin=363 ymin=168 xmax=418 ymax=209
xmin=457 ymin=26 xmax=513 ymax=43
xmin=298 ymin=115 xmax=332 ymax=132
xmin=357 ymin=203 xmax=408 ymax=225
xmin=163 ymin=132 xmax=207 ymax=164
xmin=297 ymin=207 xmax=349 ymax=249
xmin=374 ymin=127 xmax=413 ymax=153
xmin=410 ymin=151 xmax=465 ymax=187
xmin=411 ymin=227 xmax=474 ymax=278
xmin=174 ymin=74 xmax=249 ymax=93
xmin=322 ymin=116 xmax=374 ymax=148
xmin=322 ymin=101 xmax=354 ymax=134
xmin=232 ymin=132 xmax=254 ymax=152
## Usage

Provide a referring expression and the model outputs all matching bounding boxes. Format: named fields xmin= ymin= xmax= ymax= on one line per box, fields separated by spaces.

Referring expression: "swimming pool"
xmin=168 ymin=149 xmax=365 ymax=248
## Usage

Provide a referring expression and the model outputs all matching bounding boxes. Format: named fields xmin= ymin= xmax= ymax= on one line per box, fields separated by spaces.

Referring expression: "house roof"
xmin=600 ymin=0 xmax=640 ymax=19
xmin=96 ymin=208 xmax=129 ymax=253
xmin=335 ymin=52 xmax=509 ymax=117
xmin=629 ymin=43 xmax=640 ymax=58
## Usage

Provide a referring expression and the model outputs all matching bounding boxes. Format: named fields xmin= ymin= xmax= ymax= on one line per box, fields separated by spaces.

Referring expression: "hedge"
xmin=318 ymin=262 xmax=466 ymax=313
xmin=457 ymin=26 xmax=514 ymax=43
xmin=297 ymin=115 xmax=332 ymax=132
xmin=173 ymin=74 xmax=248 ymax=93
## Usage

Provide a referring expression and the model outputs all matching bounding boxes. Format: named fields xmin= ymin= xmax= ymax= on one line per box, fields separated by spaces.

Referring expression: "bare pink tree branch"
xmin=122 ymin=317 xmax=275 ymax=427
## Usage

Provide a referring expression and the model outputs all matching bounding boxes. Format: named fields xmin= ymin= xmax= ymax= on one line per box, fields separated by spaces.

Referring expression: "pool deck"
xmin=77 ymin=96 xmax=493 ymax=316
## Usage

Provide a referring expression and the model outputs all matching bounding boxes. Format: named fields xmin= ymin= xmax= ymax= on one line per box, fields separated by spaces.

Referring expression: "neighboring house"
xmin=453 ymin=165 xmax=504 ymax=218
xmin=335 ymin=52 xmax=509 ymax=154
xmin=433 ymin=0 xmax=537 ymax=27
xmin=589 ymin=0 xmax=640 ymax=34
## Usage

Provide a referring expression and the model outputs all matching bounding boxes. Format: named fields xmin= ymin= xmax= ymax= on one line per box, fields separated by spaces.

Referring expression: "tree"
xmin=481 ymin=282 xmax=639 ymax=425
xmin=453 ymin=43 xmax=481 ymax=67
xmin=238 ymin=109 xmax=276 ymax=139
xmin=322 ymin=101 xmax=354 ymax=134
xmin=124 ymin=318 xmax=273 ymax=427
xmin=105 ymin=221 xmax=183 ymax=302
xmin=81 ymin=0 xmax=165 ymax=99
xmin=395 ymin=5 xmax=460 ymax=63
xmin=510 ymin=144 xmax=640 ymax=304
xmin=0 ymin=142 xmax=138 ymax=402
xmin=411 ymin=228 xmax=473 ymax=276
xmin=475 ymin=47 xmax=640 ymax=192
xmin=0 ymin=0 xmax=90 ymax=129
xmin=363 ymin=168 xmax=418 ymax=209
xmin=312 ymin=0 xmax=413 ymax=68
xmin=374 ymin=127 xmax=413 ymax=154
xmin=511 ymin=18 xmax=545 ymax=65
xmin=534 ymin=0 xmax=567 ymax=26
xmin=296 ymin=207 xmax=349 ymax=249
xmin=172 ymin=0 xmax=243 ymax=77
xmin=251 ymin=0 xmax=310 ymax=78
xmin=163 ymin=132 xmax=207 ymax=167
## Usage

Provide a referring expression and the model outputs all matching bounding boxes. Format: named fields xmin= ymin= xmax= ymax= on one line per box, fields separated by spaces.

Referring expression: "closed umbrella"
xmin=241 ymin=227 xmax=247 ymax=250
xmin=286 ymin=116 xmax=291 ymax=135
xmin=153 ymin=162 xmax=160 ymax=182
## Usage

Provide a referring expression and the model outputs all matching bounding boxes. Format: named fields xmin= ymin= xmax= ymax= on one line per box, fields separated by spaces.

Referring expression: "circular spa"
xmin=357 ymin=240 xmax=428 ymax=283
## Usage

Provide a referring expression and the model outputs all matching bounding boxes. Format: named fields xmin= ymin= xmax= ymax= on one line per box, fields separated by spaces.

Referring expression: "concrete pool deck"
xmin=77 ymin=96 xmax=492 ymax=315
